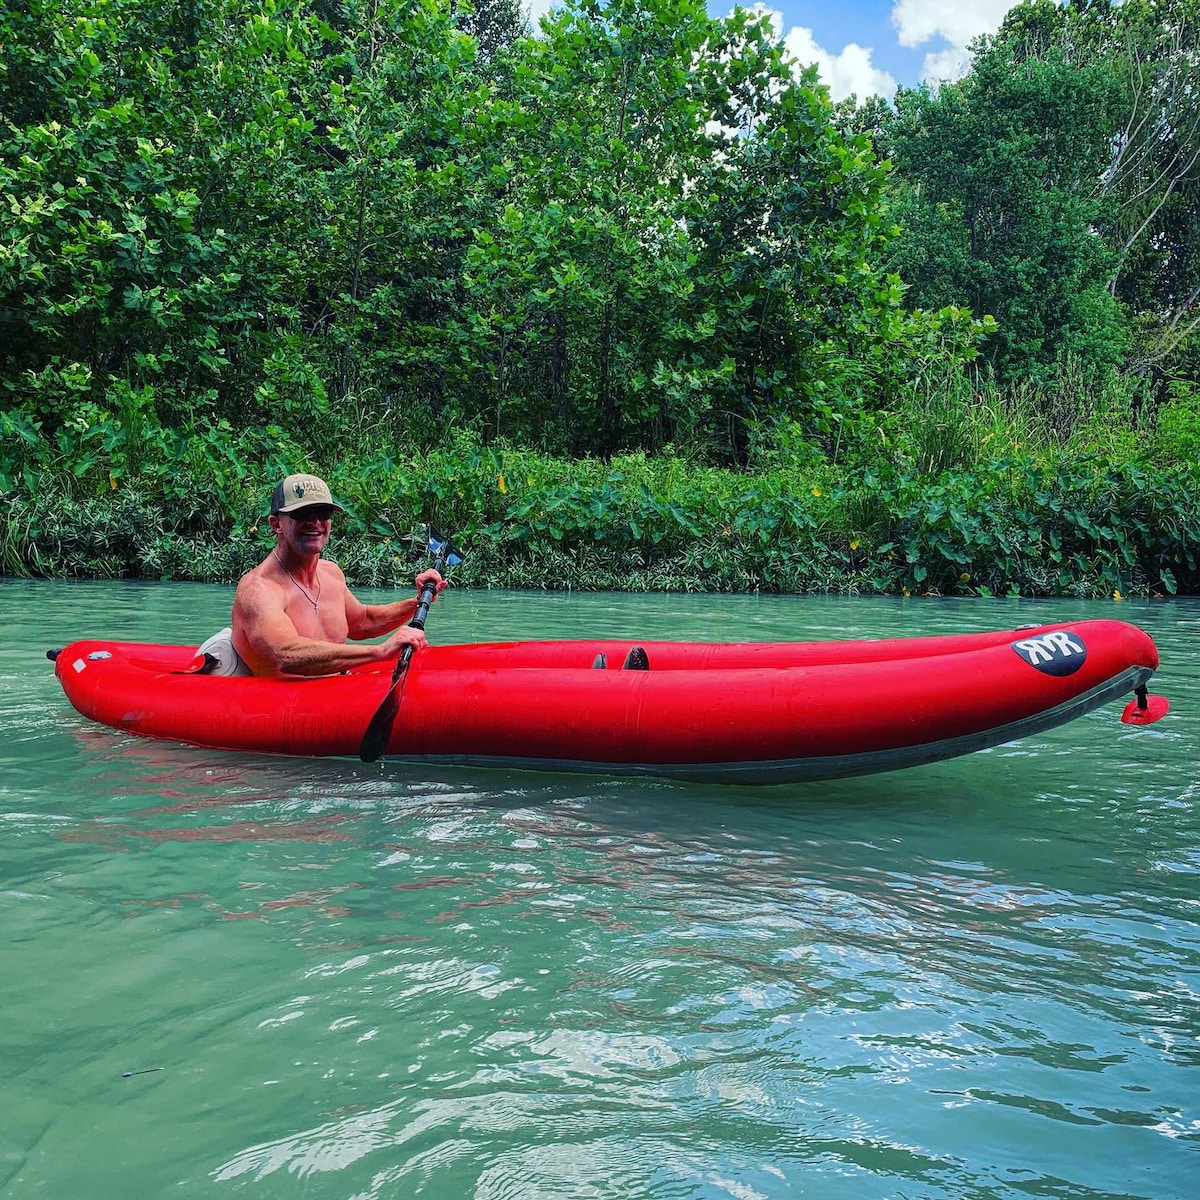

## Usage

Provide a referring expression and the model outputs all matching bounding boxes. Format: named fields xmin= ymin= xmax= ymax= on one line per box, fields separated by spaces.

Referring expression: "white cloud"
xmin=782 ymin=25 xmax=898 ymax=102
xmin=736 ymin=7 xmax=896 ymax=102
xmin=890 ymin=0 xmax=1017 ymax=85
xmin=891 ymin=0 xmax=1014 ymax=50
xmin=920 ymin=45 xmax=973 ymax=84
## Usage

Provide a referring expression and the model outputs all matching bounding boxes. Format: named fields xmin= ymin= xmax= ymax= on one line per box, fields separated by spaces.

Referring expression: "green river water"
xmin=2 ymin=580 xmax=1197 ymax=1199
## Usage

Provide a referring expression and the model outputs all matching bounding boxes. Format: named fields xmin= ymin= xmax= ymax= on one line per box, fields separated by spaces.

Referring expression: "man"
xmin=213 ymin=473 xmax=444 ymax=677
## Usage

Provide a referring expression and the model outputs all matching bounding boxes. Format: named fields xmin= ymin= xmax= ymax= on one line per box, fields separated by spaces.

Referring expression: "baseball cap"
xmin=270 ymin=474 xmax=345 ymax=515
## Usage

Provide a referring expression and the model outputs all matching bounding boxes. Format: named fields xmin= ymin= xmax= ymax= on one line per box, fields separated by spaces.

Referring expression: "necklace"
xmin=274 ymin=549 xmax=321 ymax=610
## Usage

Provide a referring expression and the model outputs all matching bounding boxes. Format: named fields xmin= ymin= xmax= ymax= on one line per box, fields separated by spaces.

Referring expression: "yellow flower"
xmin=498 ymin=474 xmax=508 ymax=494
xmin=850 ymin=539 xmax=860 ymax=551
xmin=960 ymin=572 xmax=971 ymax=583
xmin=1113 ymin=589 xmax=1123 ymax=601
xmin=109 ymin=474 xmax=118 ymax=490
xmin=811 ymin=487 xmax=821 ymax=497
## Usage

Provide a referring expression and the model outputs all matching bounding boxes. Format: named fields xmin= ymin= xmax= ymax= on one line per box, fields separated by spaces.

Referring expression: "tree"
xmin=1075 ymin=0 xmax=1200 ymax=372
xmin=452 ymin=0 xmax=529 ymax=62
xmin=0 ymin=0 xmax=243 ymax=479
xmin=1 ymin=0 xmax=991 ymax=483
xmin=452 ymin=0 xmax=953 ymax=460
xmin=879 ymin=0 xmax=1199 ymax=383
xmin=0 ymin=0 xmax=497 ymax=467
xmin=884 ymin=9 xmax=1128 ymax=379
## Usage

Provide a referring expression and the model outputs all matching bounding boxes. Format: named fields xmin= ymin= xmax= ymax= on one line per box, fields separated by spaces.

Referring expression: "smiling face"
xmin=269 ymin=505 xmax=334 ymax=558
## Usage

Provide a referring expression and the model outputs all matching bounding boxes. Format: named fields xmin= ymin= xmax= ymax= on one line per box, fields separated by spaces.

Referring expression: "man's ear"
xmin=267 ymin=514 xmax=284 ymax=536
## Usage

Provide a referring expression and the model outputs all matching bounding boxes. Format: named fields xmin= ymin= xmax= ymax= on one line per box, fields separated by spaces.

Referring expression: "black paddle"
xmin=359 ymin=530 xmax=461 ymax=763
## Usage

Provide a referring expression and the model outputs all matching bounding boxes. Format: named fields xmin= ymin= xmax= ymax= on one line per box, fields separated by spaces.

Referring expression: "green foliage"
xmin=447 ymin=0 xmax=961 ymax=461
xmin=1067 ymin=0 xmax=1200 ymax=373
xmin=0 ymin=476 xmax=261 ymax=580
xmin=877 ymin=454 xmax=1199 ymax=599
xmin=2 ymin=0 xmax=993 ymax=476
xmin=7 ymin=423 xmax=1197 ymax=598
xmin=0 ymin=0 xmax=242 ymax=447
xmin=884 ymin=32 xmax=1126 ymax=379
xmin=877 ymin=0 xmax=1199 ymax=386
xmin=2 ymin=0 xmax=1197 ymax=598
xmin=1152 ymin=379 xmax=1200 ymax=465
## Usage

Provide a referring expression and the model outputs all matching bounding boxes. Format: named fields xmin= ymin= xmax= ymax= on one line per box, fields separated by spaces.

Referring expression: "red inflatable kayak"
xmin=51 ymin=619 xmax=1167 ymax=784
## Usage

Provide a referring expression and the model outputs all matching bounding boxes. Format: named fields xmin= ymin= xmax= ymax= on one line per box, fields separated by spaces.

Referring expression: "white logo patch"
xmin=1012 ymin=631 xmax=1087 ymax=676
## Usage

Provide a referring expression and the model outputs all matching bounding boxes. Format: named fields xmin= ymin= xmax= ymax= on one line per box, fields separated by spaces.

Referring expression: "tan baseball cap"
xmin=270 ymin=473 xmax=345 ymax=515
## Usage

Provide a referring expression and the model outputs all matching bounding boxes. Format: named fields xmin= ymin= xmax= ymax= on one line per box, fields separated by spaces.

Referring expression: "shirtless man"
xmin=225 ymin=474 xmax=444 ymax=677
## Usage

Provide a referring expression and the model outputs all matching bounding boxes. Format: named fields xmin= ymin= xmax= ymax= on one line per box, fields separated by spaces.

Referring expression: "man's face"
xmin=271 ymin=505 xmax=334 ymax=555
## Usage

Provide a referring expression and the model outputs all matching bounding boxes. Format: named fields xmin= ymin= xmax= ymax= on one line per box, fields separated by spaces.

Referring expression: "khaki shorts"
xmin=195 ymin=627 xmax=254 ymax=677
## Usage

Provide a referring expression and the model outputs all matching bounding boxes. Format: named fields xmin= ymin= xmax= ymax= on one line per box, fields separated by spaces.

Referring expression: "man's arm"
xmin=344 ymin=569 xmax=445 ymax=641
xmin=235 ymin=576 xmax=427 ymax=677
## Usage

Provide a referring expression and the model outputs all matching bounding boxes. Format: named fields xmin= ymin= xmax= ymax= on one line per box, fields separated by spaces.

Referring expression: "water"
xmin=2 ymin=580 xmax=1198 ymax=1199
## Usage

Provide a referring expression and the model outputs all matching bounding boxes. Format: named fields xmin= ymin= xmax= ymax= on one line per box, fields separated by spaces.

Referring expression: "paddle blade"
xmin=428 ymin=529 xmax=463 ymax=569
xmin=359 ymin=666 xmax=408 ymax=762
xmin=1121 ymin=693 xmax=1169 ymax=725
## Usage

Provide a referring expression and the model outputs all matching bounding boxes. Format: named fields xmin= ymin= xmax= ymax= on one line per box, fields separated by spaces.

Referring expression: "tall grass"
xmin=884 ymin=357 xmax=1157 ymax=476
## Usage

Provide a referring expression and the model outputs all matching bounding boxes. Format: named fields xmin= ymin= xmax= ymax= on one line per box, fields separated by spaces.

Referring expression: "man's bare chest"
xmin=284 ymin=592 xmax=349 ymax=643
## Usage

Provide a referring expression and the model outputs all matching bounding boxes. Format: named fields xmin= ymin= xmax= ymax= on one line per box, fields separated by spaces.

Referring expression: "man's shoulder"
xmin=235 ymin=560 xmax=286 ymax=605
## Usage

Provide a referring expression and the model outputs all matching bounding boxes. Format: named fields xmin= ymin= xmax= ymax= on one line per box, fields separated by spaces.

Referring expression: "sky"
xmin=522 ymin=1 xmax=1022 ymax=102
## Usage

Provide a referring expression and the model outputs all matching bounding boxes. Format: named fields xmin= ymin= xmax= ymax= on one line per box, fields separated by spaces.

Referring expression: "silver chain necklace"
xmin=273 ymin=549 xmax=321 ymax=610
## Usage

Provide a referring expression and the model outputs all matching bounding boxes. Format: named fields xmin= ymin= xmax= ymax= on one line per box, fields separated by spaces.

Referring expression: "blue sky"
xmin=524 ymin=1 xmax=1020 ymax=101
xmin=763 ymin=0 xmax=1016 ymax=98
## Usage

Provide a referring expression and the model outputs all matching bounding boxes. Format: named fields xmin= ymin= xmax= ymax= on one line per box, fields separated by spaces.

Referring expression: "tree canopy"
xmin=867 ymin=0 xmax=1199 ymax=385
xmin=1 ymin=0 xmax=990 ymax=484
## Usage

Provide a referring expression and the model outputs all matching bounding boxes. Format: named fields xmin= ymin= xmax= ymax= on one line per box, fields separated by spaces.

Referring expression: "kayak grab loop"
xmin=1121 ymin=684 xmax=1170 ymax=726
xmin=46 ymin=648 xmax=62 ymax=661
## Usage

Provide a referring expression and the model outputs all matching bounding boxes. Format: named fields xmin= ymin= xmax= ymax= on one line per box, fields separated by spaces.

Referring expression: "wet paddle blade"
xmin=360 ymin=681 xmax=400 ymax=762
xmin=428 ymin=529 xmax=463 ymax=570
xmin=359 ymin=663 xmax=409 ymax=763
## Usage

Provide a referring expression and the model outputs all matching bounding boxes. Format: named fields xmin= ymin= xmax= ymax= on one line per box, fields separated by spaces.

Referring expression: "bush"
xmin=1152 ymin=381 xmax=1200 ymax=467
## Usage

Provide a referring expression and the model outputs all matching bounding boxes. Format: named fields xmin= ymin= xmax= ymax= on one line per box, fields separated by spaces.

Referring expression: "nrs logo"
xmin=1011 ymin=630 xmax=1087 ymax=676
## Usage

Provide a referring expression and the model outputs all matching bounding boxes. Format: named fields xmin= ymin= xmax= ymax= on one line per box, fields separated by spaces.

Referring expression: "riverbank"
xmin=6 ymin=447 xmax=1198 ymax=598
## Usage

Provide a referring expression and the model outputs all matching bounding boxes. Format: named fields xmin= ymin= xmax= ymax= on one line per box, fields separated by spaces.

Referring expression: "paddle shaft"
xmin=358 ymin=547 xmax=451 ymax=763
xmin=381 ymin=573 xmax=437 ymax=690
xmin=391 ymin=573 xmax=438 ymax=680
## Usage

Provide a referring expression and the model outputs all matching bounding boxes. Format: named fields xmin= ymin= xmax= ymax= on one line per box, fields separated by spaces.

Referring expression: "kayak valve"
xmin=1121 ymin=684 xmax=1170 ymax=726
xmin=46 ymin=648 xmax=62 ymax=662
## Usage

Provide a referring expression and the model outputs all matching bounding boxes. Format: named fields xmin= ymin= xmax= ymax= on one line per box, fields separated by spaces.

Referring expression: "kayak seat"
xmin=622 ymin=646 xmax=649 ymax=671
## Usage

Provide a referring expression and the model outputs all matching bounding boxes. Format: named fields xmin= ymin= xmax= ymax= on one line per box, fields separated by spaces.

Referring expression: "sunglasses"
xmin=283 ymin=506 xmax=335 ymax=522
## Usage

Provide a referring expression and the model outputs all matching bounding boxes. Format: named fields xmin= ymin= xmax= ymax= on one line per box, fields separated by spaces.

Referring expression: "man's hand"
xmin=415 ymin=568 xmax=446 ymax=596
xmin=379 ymin=624 xmax=429 ymax=659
